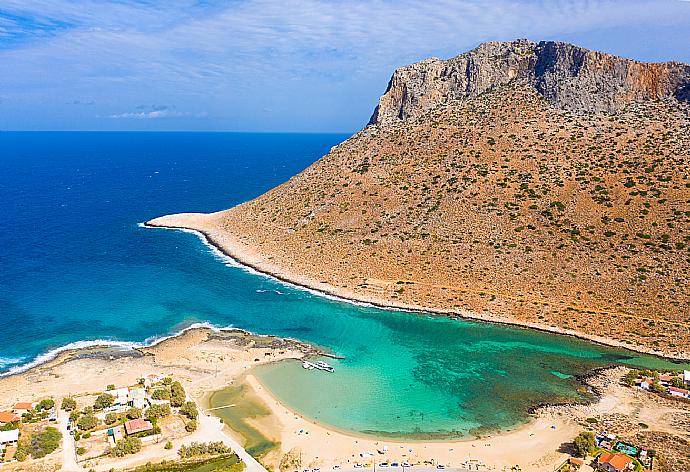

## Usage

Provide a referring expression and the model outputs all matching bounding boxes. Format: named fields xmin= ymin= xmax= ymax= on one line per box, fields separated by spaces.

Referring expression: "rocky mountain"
xmin=157 ymin=40 xmax=690 ymax=358
xmin=370 ymin=39 xmax=690 ymax=126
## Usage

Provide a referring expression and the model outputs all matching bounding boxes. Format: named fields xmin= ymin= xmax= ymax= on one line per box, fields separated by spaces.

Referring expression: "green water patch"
xmin=129 ymin=454 xmax=241 ymax=472
xmin=253 ymin=309 xmax=690 ymax=440
xmin=208 ymin=381 xmax=279 ymax=458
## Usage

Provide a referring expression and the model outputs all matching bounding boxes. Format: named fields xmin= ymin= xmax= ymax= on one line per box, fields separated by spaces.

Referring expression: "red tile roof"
xmin=569 ymin=457 xmax=584 ymax=465
xmin=599 ymin=452 xmax=633 ymax=471
xmin=13 ymin=402 xmax=33 ymax=411
xmin=124 ymin=418 xmax=153 ymax=435
xmin=669 ymin=386 xmax=689 ymax=395
xmin=0 ymin=412 xmax=20 ymax=424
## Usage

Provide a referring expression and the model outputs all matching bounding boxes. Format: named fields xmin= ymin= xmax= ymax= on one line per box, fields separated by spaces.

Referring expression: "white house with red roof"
xmin=668 ymin=386 xmax=690 ymax=398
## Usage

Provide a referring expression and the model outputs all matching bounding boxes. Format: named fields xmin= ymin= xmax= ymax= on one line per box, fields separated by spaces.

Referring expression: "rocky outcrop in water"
xmin=369 ymin=39 xmax=690 ymax=126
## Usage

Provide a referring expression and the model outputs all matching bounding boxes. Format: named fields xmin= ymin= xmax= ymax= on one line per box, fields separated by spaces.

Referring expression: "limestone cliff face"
xmin=369 ymin=39 xmax=690 ymax=126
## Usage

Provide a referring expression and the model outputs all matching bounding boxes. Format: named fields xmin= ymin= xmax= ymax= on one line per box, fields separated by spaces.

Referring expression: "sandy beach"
xmin=242 ymin=373 xmax=578 ymax=471
xmin=219 ymin=365 xmax=690 ymax=472
xmin=145 ymin=213 xmax=689 ymax=361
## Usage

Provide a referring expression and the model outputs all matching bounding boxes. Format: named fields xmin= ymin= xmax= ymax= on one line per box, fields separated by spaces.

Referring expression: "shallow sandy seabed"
xmin=2 ymin=327 xmax=688 ymax=472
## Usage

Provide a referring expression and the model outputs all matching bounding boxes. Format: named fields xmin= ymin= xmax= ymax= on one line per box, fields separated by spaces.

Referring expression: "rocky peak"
xmin=369 ymin=39 xmax=690 ymax=126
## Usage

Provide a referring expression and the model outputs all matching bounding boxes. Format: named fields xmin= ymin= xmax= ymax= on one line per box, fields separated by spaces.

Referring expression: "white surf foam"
xmin=0 ymin=321 xmax=236 ymax=378
xmin=0 ymin=356 xmax=27 ymax=369
xmin=0 ymin=339 xmax=141 ymax=378
xmin=141 ymin=222 xmax=396 ymax=311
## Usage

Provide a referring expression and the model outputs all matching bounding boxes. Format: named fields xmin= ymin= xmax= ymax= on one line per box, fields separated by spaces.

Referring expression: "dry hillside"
xmin=153 ymin=41 xmax=690 ymax=358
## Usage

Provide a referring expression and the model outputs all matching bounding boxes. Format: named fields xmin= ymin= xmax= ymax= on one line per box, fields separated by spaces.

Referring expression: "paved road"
xmin=198 ymin=412 xmax=268 ymax=472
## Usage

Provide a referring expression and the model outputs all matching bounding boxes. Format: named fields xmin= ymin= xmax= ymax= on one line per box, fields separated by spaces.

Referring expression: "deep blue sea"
xmin=1 ymin=132 xmax=688 ymax=437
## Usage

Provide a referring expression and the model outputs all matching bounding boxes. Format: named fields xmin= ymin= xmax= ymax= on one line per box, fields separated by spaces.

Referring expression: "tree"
xmin=180 ymin=401 xmax=198 ymax=420
xmin=145 ymin=404 xmax=171 ymax=419
xmin=111 ymin=437 xmax=142 ymax=457
xmin=164 ymin=441 xmax=173 ymax=450
xmin=94 ymin=393 xmax=115 ymax=410
xmin=670 ymin=377 xmax=686 ymax=389
xmin=69 ymin=411 xmax=80 ymax=423
xmin=170 ymin=382 xmax=186 ymax=407
xmin=573 ymin=431 xmax=596 ymax=457
xmin=0 ymin=422 xmax=19 ymax=432
xmin=162 ymin=377 xmax=173 ymax=386
xmin=177 ymin=441 xmax=232 ymax=458
xmin=36 ymin=399 xmax=55 ymax=411
xmin=152 ymin=389 xmax=170 ymax=400
xmin=62 ymin=397 xmax=77 ymax=411
xmin=185 ymin=419 xmax=198 ymax=433
xmin=126 ymin=407 xmax=142 ymax=419
xmin=77 ymin=413 xmax=99 ymax=431
xmin=623 ymin=370 xmax=639 ymax=387
xmin=650 ymin=381 xmax=665 ymax=394
xmin=107 ymin=384 xmax=116 ymax=391
xmin=105 ymin=413 xmax=119 ymax=425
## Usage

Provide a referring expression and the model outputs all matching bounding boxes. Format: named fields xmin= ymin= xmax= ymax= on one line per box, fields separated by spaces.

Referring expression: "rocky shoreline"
xmin=527 ymin=365 xmax=624 ymax=415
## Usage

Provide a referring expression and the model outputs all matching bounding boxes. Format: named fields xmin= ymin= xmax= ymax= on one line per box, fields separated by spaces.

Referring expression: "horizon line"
xmin=0 ymin=129 xmax=356 ymax=135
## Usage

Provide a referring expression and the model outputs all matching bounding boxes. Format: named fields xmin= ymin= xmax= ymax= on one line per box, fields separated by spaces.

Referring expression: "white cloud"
xmin=109 ymin=110 xmax=205 ymax=119
xmin=0 ymin=0 xmax=689 ymax=130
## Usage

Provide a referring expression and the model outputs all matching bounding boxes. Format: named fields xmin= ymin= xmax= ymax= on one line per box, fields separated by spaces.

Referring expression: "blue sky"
xmin=1 ymin=0 xmax=690 ymax=132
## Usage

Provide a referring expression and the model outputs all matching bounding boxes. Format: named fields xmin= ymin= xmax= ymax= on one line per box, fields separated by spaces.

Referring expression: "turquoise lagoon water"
xmin=1 ymin=132 xmax=687 ymax=438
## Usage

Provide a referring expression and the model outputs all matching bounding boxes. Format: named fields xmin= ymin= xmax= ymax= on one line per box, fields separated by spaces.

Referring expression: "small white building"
xmin=144 ymin=374 xmax=164 ymax=388
xmin=684 ymin=370 xmax=690 ymax=386
xmin=129 ymin=388 xmax=147 ymax=409
xmin=105 ymin=388 xmax=130 ymax=407
xmin=0 ymin=429 xmax=19 ymax=447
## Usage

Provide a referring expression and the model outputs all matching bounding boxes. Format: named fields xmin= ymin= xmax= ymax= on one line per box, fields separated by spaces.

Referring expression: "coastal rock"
xmin=369 ymin=39 xmax=690 ymax=126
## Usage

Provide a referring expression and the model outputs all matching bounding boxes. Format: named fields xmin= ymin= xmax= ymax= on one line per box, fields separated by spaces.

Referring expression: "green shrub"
xmin=145 ymin=404 xmax=171 ymax=419
xmin=35 ymin=399 xmax=55 ymax=411
xmin=170 ymin=382 xmax=186 ymax=407
xmin=152 ymin=389 xmax=170 ymax=401
xmin=180 ymin=401 xmax=198 ymax=420
xmin=111 ymin=437 xmax=142 ymax=457
xmin=573 ymin=431 xmax=595 ymax=457
xmin=78 ymin=414 xmax=99 ymax=431
xmin=15 ymin=447 xmax=28 ymax=461
xmin=0 ymin=422 xmax=19 ymax=431
xmin=94 ymin=393 xmax=115 ymax=410
xmin=62 ymin=397 xmax=77 ymax=411
xmin=185 ymin=420 xmax=198 ymax=433
xmin=178 ymin=441 xmax=232 ymax=459
xmin=31 ymin=426 xmax=62 ymax=458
